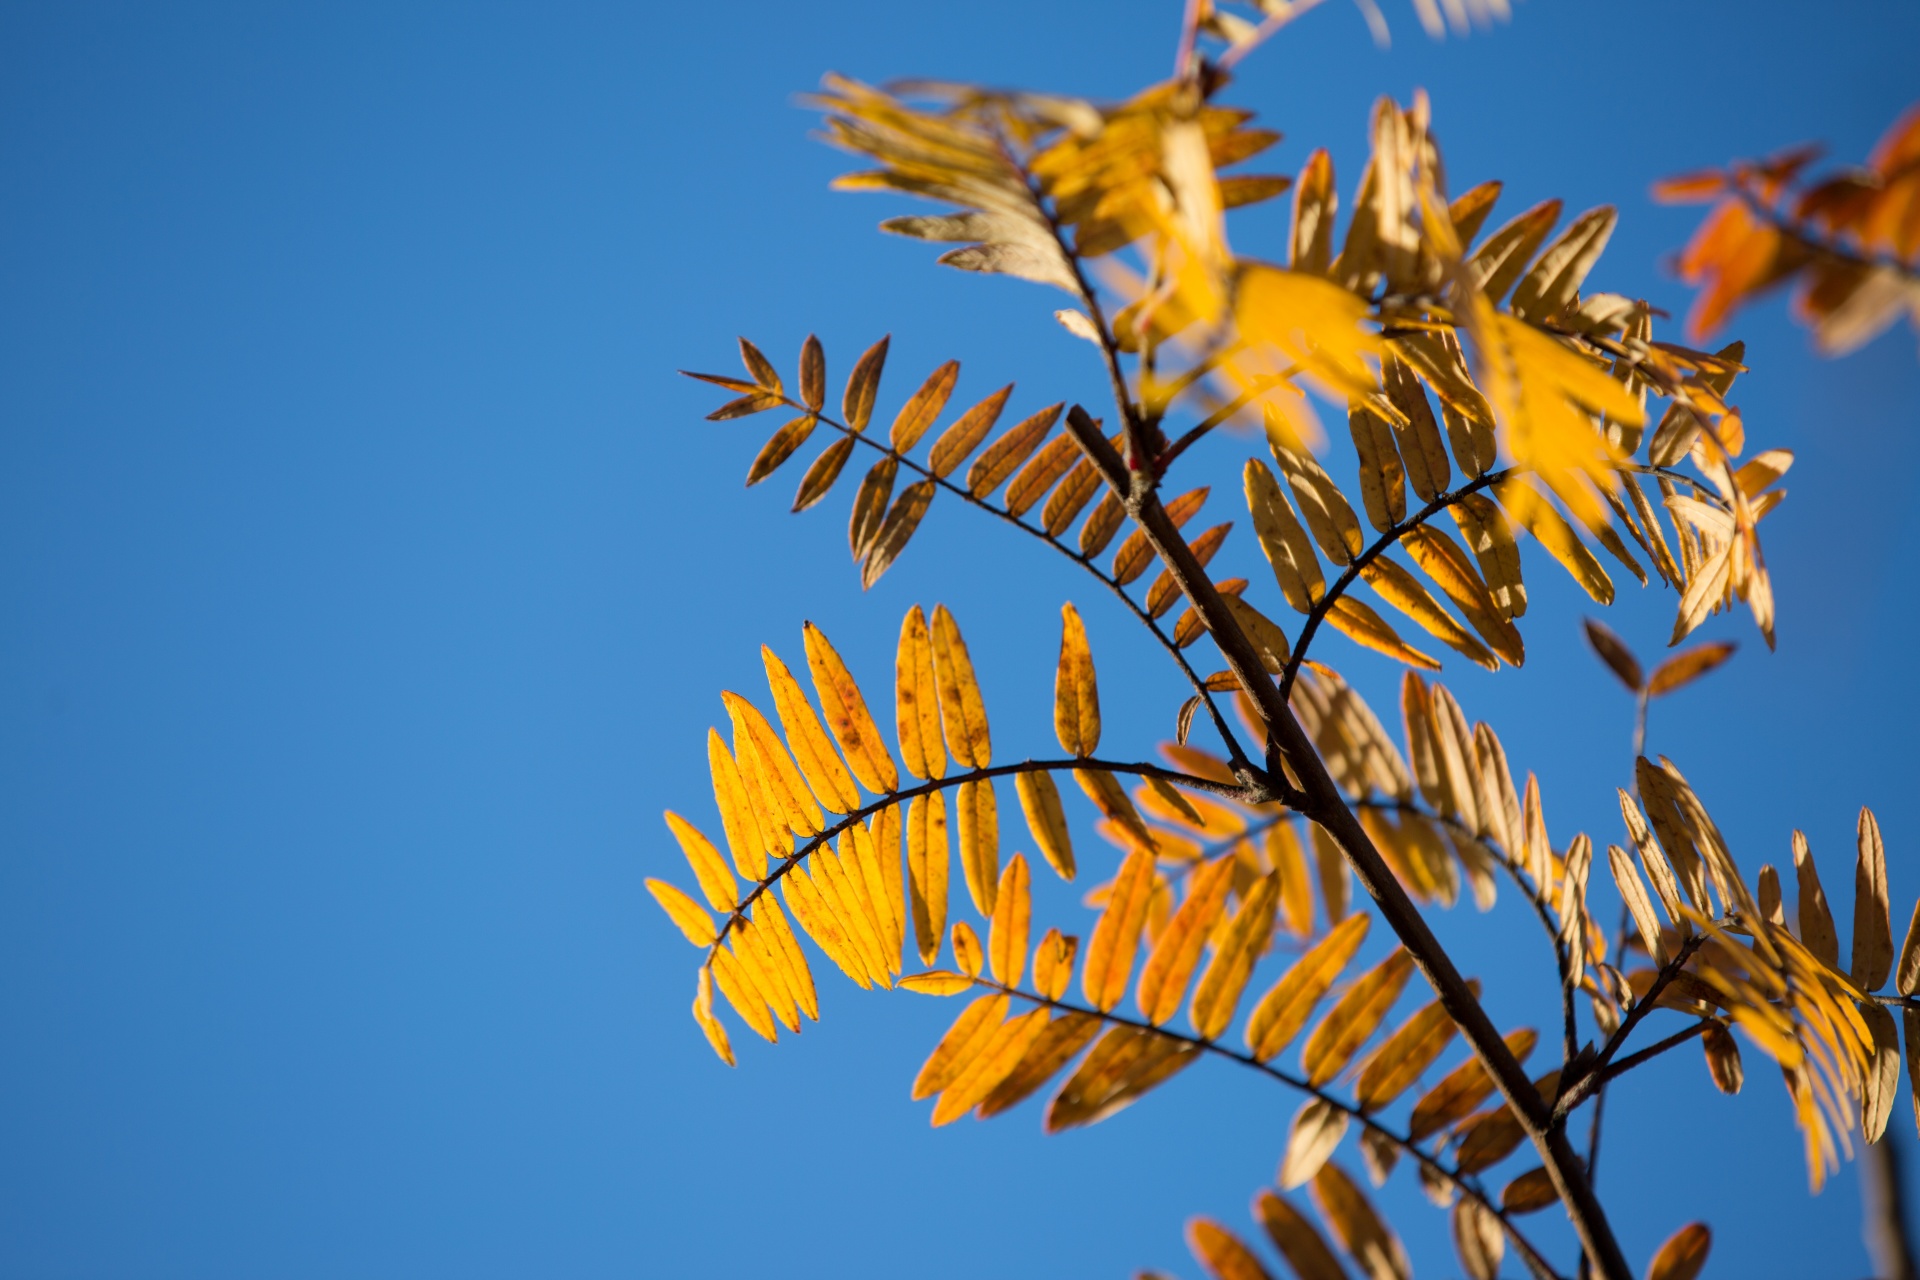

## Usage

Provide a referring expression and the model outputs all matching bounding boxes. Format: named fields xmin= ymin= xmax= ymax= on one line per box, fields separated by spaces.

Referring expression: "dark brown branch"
xmin=1060 ymin=384 xmax=1635 ymax=1280
xmin=968 ymin=978 xmax=1565 ymax=1280
xmin=1554 ymin=935 xmax=1706 ymax=1122
xmin=1591 ymin=1018 xmax=1712 ymax=1082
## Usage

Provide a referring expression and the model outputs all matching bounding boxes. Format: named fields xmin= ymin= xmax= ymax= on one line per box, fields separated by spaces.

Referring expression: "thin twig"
xmin=1554 ymin=935 xmax=1706 ymax=1122
xmin=702 ymin=755 xmax=1246 ymax=963
xmin=1276 ymin=469 xmax=1514 ymax=703
xmin=1593 ymin=1018 xmax=1713 ymax=1082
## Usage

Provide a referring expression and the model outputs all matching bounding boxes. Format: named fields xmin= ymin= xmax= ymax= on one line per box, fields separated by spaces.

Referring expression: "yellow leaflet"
xmin=724 ymin=691 xmax=825 ymax=837
xmin=1267 ymin=824 xmax=1314 ymax=938
xmin=1302 ymin=948 xmax=1414 ymax=1087
xmin=762 ymin=646 xmax=861 ymax=814
xmin=782 ymin=871 xmax=871 ymax=990
xmin=732 ymin=917 xmax=800 ymax=1033
xmin=1033 ymin=928 xmax=1077 ymax=1002
xmin=1360 ymin=557 xmax=1496 ymax=671
xmin=955 ymin=778 xmax=1000 ymax=917
xmin=707 ymin=729 xmax=769 ymax=881
xmin=907 ymin=791 xmax=949 ymax=965
xmin=871 ymin=804 xmax=905 ymax=968
xmin=1137 ymin=856 xmax=1237 ymax=1026
xmin=1246 ymin=458 xmax=1323 ymax=615
xmin=1112 ymin=487 xmax=1209 ymax=585
xmin=1495 ymin=478 xmax=1614 ymax=606
xmin=1186 ymin=1220 xmax=1270 ymax=1280
xmin=1450 ymin=493 xmax=1527 ymax=620
xmin=968 ymin=403 xmax=1061 ymax=498
xmin=930 ymin=604 xmax=991 ymax=768
xmin=949 ymin=920 xmax=986 ymax=979
xmin=1083 ymin=847 xmax=1157 ymax=1012
xmin=988 ymin=854 xmax=1031 ymax=988
xmin=817 ymin=841 xmax=891 ymax=988
xmin=927 ymin=385 xmax=1012 ymax=479
xmin=1076 ymin=769 xmax=1158 ymax=854
xmin=1045 ymin=1025 xmax=1201 ymax=1131
xmin=1354 ymin=985 xmax=1474 ymax=1110
xmin=1004 ymin=433 xmax=1081 ymax=518
xmin=890 ymin=360 xmax=959 ymax=454
xmin=848 ymin=818 xmax=901 ymax=977
xmin=977 ymin=1011 xmax=1101 ymax=1119
xmin=692 ymin=967 xmax=734 ymax=1067
xmin=1054 ymin=602 xmax=1101 ymax=756
xmin=1246 ymin=913 xmax=1371 ymax=1061
xmin=930 ymin=1007 xmax=1050 ymax=1126
xmin=899 ymin=970 xmax=975 ymax=995
xmin=802 ymin=622 xmax=899 ymax=796
xmin=756 ymin=895 xmax=818 ymax=1021
xmin=645 ymin=878 xmax=717 ymax=947
xmin=1325 ymin=596 xmax=1441 ymax=671
xmin=895 ymin=605 xmax=946 ymax=781
xmin=710 ymin=944 xmax=778 ymax=1043
xmin=1487 ymin=315 xmax=1642 ymax=528
xmin=1348 ymin=403 xmax=1406 ymax=534
xmin=1428 ymin=686 xmax=1485 ymax=835
xmin=1014 ymin=770 xmax=1075 ymax=881
xmin=1231 ymin=264 xmax=1381 ymax=436
xmin=664 ymin=811 xmax=738 ymax=912
xmin=1399 ymin=526 xmax=1524 ymax=667
xmin=1408 ymin=1028 xmax=1537 ymax=1140
xmin=910 ymin=992 xmax=1009 ymax=1099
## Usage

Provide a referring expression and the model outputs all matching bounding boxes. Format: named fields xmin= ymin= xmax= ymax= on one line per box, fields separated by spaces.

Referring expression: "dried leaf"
xmin=843 ymin=336 xmax=888 ymax=430
xmin=969 ymin=402 xmax=1063 ymax=498
xmin=1055 ymin=602 xmax=1101 ymax=756
xmin=1279 ymin=1098 xmax=1351 ymax=1190
xmin=1187 ymin=1219 xmax=1275 ymax=1280
xmin=1451 ymin=1198 xmax=1504 ymax=1280
xmin=1855 ymin=807 xmax=1893 ymax=990
xmin=1191 ymin=873 xmax=1281 ymax=1040
xmin=862 ymin=478 xmax=937 ymax=588
xmin=1647 ymin=642 xmax=1736 ymax=697
xmin=1311 ymin=1161 xmax=1410 ymax=1280
xmin=1247 ymin=914 xmax=1372 ymax=1061
xmin=1303 ymin=949 xmax=1415 ymax=1087
xmin=890 ymin=361 xmax=961 ymax=454
xmin=1084 ymin=848 xmax=1158 ymax=1012
xmin=1582 ymin=618 xmax=1643 ymax=691
xmin=1646 ymin=1223 xmax=1711 ymax=1280
xmin=1138 ymin=856 xmax=1236 ymax=1025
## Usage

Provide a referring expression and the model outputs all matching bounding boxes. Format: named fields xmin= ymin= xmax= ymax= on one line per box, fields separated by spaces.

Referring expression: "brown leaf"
xmin=842 ymin=335 xmax=888 ymax=430
xmin=1187 ymin=1218 xmax=1274 ymax=1280
xmin=1646 ymin=641 xmax=1736 ymax=697
xmin=1279 ymin=1098 xmax=1351 ymax=1190
xmin=1581 ymin=618 xmax=1643 ymax=691
xmin=1646 ymin=1222 xmax=1711 ymax=1280
xmin=1855 ymin=807 xmax=1893 ymax=991
xmin=1255 ymin=1190 xmax=1349 ymax=1280
xmin=799 ymin=334 xmax=825 ymax=411
xmin=1311 ymin=1161 xmax=1410 ymax=1280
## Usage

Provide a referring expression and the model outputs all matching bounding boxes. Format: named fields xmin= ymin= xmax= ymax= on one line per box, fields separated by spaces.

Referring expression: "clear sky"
xmin=2 ymin=2 xmax=1918 ymax=1277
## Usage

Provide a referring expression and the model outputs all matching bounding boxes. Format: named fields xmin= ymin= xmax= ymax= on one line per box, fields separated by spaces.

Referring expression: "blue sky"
xmin=2 ymin=2 xmax=1918 ymax=1276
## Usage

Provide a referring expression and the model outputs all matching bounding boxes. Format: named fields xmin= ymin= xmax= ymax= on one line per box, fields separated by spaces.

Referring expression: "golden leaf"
xmin=1054 ymin=602 xmax=1102 ymax=756
xmin=762 ymin=646 xmax=862 ymax=813
xmin=707 ymin=729 xmax=769 ymax=880
xmin=861 ymin=478 xmax=937 ymax=588
xmin=1793 ymin=830 xmax=1841 ymax=968
xmin=951 ymin=920 xmax=984 ymax=980
xmin=911 ymin=992 xmax=1009 ymax=1099
xmin=1702 ymin=1021 xmax=1744 ymax=1095
xmin=927 ymin=385 xmax=1012 ymax=478
xmin=1246 ymin=457 xmax=1324 ymax=614
xmin=841 ymin=336 xmax=888 ymax=430
xmin=1046 ymin=1024 xmax=1200 ymax=1131
xmin=930 ymin=604 xmax=992 ymax=768
xmin=1246 ymin=913 xmax=1371 ymax=1061
xmin=890 ymin=360 xmax=960 ymax=454
xmin=955 ymin=778 xmax=1000 ymax=917
xmin=1004 ymin=432 xmax=1082 ymax=517
xmin=745 ymin=416 xmax=818 ymax=485
xmin=1354 ymin=988 xmax=1471 ymax=1110
xmin=665 ymin=811 xmax=739 ymax=912
xmin=1407 ymin=1028 xmax=1538 ymax=1140
xmin=1114 ymin=486 xmax=1210 ymax=585
xmin=977 ymin=1011 xmax=1101 ymax=1119
xmin=1348 ymin=403 xmax=1406 ymax=534
xmin=907 ymin=791 xmax=949 ymax=965
xmin=899 ymin=970 xmax=975 ymax=995
xmin=1468 ymin=199 xmax=1562 ymax=305
xmin=968 ymin=402 xmax=1062 ymax=498
xmin=1582 ymin=617 xmax=1643 ymax=692
xmin=1083 ymin=847 xmax=1158 ymax=1012
xmin=692 ymin=967 xmax=734 ymax=1066
xmin=930 ymin=1007 xmax=1050 ymax=1126
xmin=847 ymin=456 xmax=896 ymax=561
xmin=1500 ymin=1167 xmax=1558 ymax=1215
xmin=757 ymin=896 xmax=818 ymax=1021
xmin=646 ymin=878 xmax=717 ymax=947
xmin=988 ymin=854 xmax=1031 ymax=987
xmin=1450 ymin=493 xmax=1526 ymax=620
xmin=1190 ymin=872 xmax=1281 ymax=1040
xmin=792 ymin=436 xmax=855 ymax=512
xmin=710 ymin=944 xmax=777 ymax=1043
xmin=1325 ymin=596 xmax=1441 ymax=671
xmin=1270 ymin=434 xmax=1364 ymax=565
xmin=1302 ymin=948 xmax=1415 ymax=1087
xmin=1033 ymin=927 xmax=1077 ymax=1002
xmin=783 ymin=869 xmax=871 ymax=989
xmin=895 ymin=605 xmax=946 ymax=781
xmin=1014 ymin=770 xmax=1075 ymax=880
xmin=1138 ymin=856 xmax=1237 ymax=1025
xmin=1361 ymin=557 xmax=1496 ymax=671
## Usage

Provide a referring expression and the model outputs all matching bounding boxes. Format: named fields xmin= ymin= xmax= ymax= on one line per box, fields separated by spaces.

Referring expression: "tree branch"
xmin=1059 ymin=399 xmax=1636 ymax=1280
xmin=1553 ymin=934 xmax=1706 ymax=1122
xmin=966 ymin=978 xmax=1566 ymax=1280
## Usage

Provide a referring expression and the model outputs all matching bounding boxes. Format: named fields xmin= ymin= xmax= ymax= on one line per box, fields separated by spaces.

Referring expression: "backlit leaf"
xmin=1055 ymin=602 xmax=1101 ymax=756
xmin=896 ymin=605 xmax=946 ymax=781
xmin=1084 ymin=847 xmax=1157 ymax=1012
xmin=930 ymin=604 xmax=992 ymax=768
xmin=1247 ymin=914 xmax=1371 ymax=1061
xmin=1303 ymin=948 xmax=1414 ymax=1087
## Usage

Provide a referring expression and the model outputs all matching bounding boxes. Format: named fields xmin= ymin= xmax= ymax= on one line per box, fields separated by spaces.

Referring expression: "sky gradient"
xmin=3 ymin=2 xmax=1919 ymax=1276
